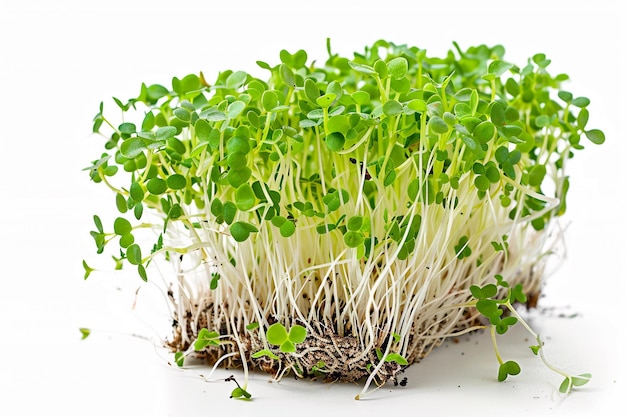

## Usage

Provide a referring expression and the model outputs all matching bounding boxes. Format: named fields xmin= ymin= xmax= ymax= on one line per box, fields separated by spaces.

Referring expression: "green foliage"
xmin=84 ymin=40 xmax=604 ymax=281
xmin=498 ymin=360 xmax=521 ymax=382
xmin=471 ymin=275 xmax=591 ymax=393
xmin=79 ymin=328 xmax=91 ymax=340
xmin=559 ymin=373 xmax=592 ymax=394
xmin=264 ymin=322 xmax=307 ymax=353
xmin=82 ymin=260 xmax=95 ymax=280
xmin=174 ymin=351 xmax=185 ymax=367
xmin=193 ymin=328 xmax=221 ymax=351
xmin=375 ymin=348 xmax=409 ymax=366
xmin=225 ymin=375 xmax=252 ymax=400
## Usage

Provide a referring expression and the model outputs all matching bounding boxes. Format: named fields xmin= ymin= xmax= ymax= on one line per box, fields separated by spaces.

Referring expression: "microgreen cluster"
xmin=84 ymin=39 xmax=602 ymax=397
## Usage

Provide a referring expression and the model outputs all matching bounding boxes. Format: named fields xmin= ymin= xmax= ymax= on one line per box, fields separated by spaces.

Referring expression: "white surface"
xmin=0 ymin=1 xmax=624 ymax=415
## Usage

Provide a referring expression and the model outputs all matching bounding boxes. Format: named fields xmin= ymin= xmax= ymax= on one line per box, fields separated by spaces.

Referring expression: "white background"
xmin=0 ymin=0 xmax=624 ymax=415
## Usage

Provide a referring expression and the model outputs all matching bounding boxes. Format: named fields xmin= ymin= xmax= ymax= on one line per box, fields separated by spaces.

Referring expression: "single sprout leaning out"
xmin=83 ymin=39 xmax=603 ymax=399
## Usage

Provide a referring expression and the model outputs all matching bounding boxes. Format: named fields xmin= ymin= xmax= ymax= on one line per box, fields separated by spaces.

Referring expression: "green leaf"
xmin=113 ymin=217 xmax=132 ymax=235
xmin=227 ymin=167 xmax=252 ymax=188
xmin=147 ymin=178 xmax=167 ymax=195
xmin=482 ymin=284 xmax=498 ymax=299
xmin=118 ymin=122 xmax=136 ymax=134
xmin=584 ymin=129 xmax=605 ymax=144
xmin=461 ymin=135 xmax=478 ymax=150
xmin=510 ymin=283 xmax=527 ymax=304
xmin=476 ymin=299 xmax=501 ymax=321
xmin=498 ymin=360 xmax=521 ymax=382
xmin=473 ymin=121 xmax=496 ymax=142
xmin=266 ymin=323 xmax=288 ymax=345
xmin=279 ymin=63 xmax=296 ymax=86
xmin=572 ymin=373 xmax=592 ymax=387
xmin=407 ymin=99 xmax=427 ymax=112
xmin=348 ymin=61 xmax=377 ymax=76
xmin=485 ymin=165 xmax=501 ymax=183
xmin=194 ymin=328 xmax=220 ymax=350
xmin=167 ymin=174 xmax=187 ymax=190
xmin=280 ymin=340 xmax=296 ymax=353
xmin=488 ymin=60 xmax=513 ymax=76
xmin=559 ymin=377 xmax=573 ymax=394
xmin=474 ymin=175 xmax=490 ymax=191
xmin=173 ymin=74 xmax=200 ymax=95
xmin=230 ymin=387 xmax=252 ymax=399
xmin=469 ymin=285 xmax=483 ymax=299
xmin=126 ymin=244 xmax=142 ymax=265
xmin=577 ymin=108 xmax=589 ymax=130
xmin=288 ymin=325 xmax=307 ymax=344
xmin=429 ymin=116 xmax=449 ymax=134
xmin=558 ymin=91 xmax=573 ymax=102
xmin=304 ymin=78 xmax=320 ymax=102
xmin=210 ymin=273 xmax=220 ymax=290
xmin=174 ymin=107 xmax=191 ymax=123
xmin=571 ymin=96 xmax=590 ymax=108
xmin=490 ymin=102 xmax=506 ymax=127
xmin=279 ymin=220 xmax=296 ymax=238
xmin=119 ymin=233 xmax=135 ymax=248
xmin=347 ymin=216 xmax=364 ymax=231
xmin=155 ymin=126 xmax=177 ymax=141
xmin=227 ymin=136 xmax=251 ymax=155
xmin=138 ymin=264 xmax=148 ymax=282
xmin=385 ymin=353 xmax=409 ymax=365
xmin=316 ymin=93 xmax=336 ymax=108
xmin=79 ymin=327 xmax=91 ymax=340
xmin=227 ymin=101 xmax=246 ymax=118
xmin=387 ymin=57 xmax=408 ymax=80
xmin=82 ymin=260 xmax=95 ymax=280
xmin=227 ymin=152 xmax=247 ymax=171
xmin=383 ymin=99 xmax=403 ymax=117
xmin=226 ymin=71 xmax=247 ymax=90
xmin=93 ymin=215 xmax=104 ymax=233
xmin=528 ymin=164 xmax=546 ymax=187
xmin=344 ymin=231 xmax=364 ymax=248
xmin=235 ymin=184 xmax=256 ymax=211
xmin=146 ymin=84 xmax=169 ymax=102
xmin=352 ymin=91 xmax=370 ymax=106
xmin=230 ymin=221 xmax=257 ymax=242
xmin=120 ymin=137 xmax=147 ymax=159
xmin=262 ymin=90 xmax=279 ymax=111
xmin=130 ymin=182 xmax=144 ymax=202
xmin=374 ymin=60 xmax=388 ymax=78
xmin=174 ymin=351 xmax=185 ymax=367
xmin=251 ymin=349 xmax=279 ymax=360
xmin=325 ymin=132 xmax=345 ymax=151
xmin=535 ymin=115 xmax=550 ymax=128
xmin=223 ymin=201 xmax=237 ymax=224
xmin=327 ymin=115 xmax=350 ymax=134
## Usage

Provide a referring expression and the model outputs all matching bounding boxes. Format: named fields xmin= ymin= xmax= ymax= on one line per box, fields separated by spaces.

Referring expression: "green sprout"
xmin=79 ymin=328 xmax=91 ymax=340
xmin=83 ymin=39 xmax=602 ymax=399
xmin=225 ymin=375 xmax=252 ymax=400
xmin=266 ymin=323 xmax=307 ymax=353
xmin=252 ymin=323 xmax=307 ymax=361
xmin=471 ymin=275 xmax=591 ymax=394
xmin=193 ymin=328 xmax=221 ymax=351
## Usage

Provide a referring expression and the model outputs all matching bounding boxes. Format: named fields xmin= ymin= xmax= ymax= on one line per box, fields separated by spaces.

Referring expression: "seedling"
xmin=83 ymin=39 xmax=602 ymax=398
xmin=79 ymin=328 xmax=91 ymax=340
xmin=225 ymin=375 xmax=252 ymax=400
xmin=471 ymin=275 xmax=591 ymax=393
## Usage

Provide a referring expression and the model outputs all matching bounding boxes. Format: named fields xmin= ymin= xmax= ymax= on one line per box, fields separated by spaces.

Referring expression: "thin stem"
xmin=490 ymin=325 xmax=504 ymax=365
